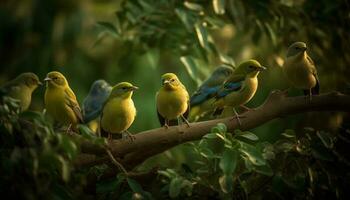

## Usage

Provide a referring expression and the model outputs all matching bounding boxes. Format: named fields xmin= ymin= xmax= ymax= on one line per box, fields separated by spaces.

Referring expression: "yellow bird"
xmin=156 ymin=73 xmax=190 ymax=128
xmin=100 ymin=82 xmax=138 ymax=140
xmin=283 ymin=42 xmax=319 ymax=99
xmin=214 ymin=60 xmax=266 ymax=124
xmin=1 ymin=72 xmax=42 ymax=112
xmin=44 ymin=71 xmax=83 ymax=132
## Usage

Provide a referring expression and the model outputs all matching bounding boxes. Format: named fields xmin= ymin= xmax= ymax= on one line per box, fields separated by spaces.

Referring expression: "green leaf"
xmin=203 ymin=133 xmax=217 ymax=139
xmin=218 ymin=53 xmax=236 ymax=68
xmin=213 ymin=0 xmax=226 ymax=15
xmin=127 ymin=178 xmax=144 ymax=193
xmin=180 ymin=56 xmax=201 ymax=85
xmin=57 ymin=155 xmax=70 ymax=182
xmin=219 ymin=148 xmax=238 ymax=175
xmin=237 ymin=131 xmax=259 ymax=141
xmin=175 ymin=8 xmax=192 ymax=31
xmin=211 ymin=123 xmax=227 ymax=134
xmin=200 ymin=147 xmax=215 ymax=158
xmin=184 ymin=1 xmax=203 ymax=11
xmin=219 ymin=175 xmax=233 ymax=193
xmin=138 ymin=0 xmax=154 ymax=12
xmin=275 ymin=141 xmax=295 ymax=152
xmin=281 ymin=129 xmax=296 ymax=138
xmin=264 ymin=22 xmax=276 ymax=46
xmin=181 ymin=180 xmax=193 ymax=196
xmin=60 ymin=135 xmax=78 ymax=160
xmin=316 ymin=131 xmax=333 ymax=148
xmin=96 ymin=21 xmax=119 ymax=37
xmin=239 ymin=143 xmax=266 ymax=166
xmin=169 ymin=177 xmax=182 ymax=198
xmin=254 ymin=163 xmax=273 ymax=176
xmin=194 ymin=23 xmax=210 ymax=50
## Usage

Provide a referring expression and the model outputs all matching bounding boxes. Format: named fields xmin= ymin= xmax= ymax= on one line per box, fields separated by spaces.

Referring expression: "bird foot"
xmin=240 ymin=105 xmax=256 ymax=112
xmin=123 ymin=131 xmax=136 ymax=141
xmin=66 ymin=124 xmax=73 ymax=135
xmin=108 ymin=133 xmax=113 ymax=142
xmin=230 ymin=115 xmax=246 ymax=126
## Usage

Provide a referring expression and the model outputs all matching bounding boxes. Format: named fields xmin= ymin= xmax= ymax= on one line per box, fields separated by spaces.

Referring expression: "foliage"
xmin=155 ymin=123 xmax=350 ymax=199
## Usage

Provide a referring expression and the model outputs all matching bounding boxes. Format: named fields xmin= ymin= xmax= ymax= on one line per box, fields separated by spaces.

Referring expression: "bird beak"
xmin=258 ymin=66 xmax=267 ymax=71
xmin=44 ymin=77 xmax=52 ymax=82
xmin=163 ymin=80 xmax=170 ymax=85
xmin=130 ymin=86 xmax=139 ymax=91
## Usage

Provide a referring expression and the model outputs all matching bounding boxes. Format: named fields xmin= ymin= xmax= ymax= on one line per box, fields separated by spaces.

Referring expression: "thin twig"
xmin=105 ymin=147 xmax=128 ymax=175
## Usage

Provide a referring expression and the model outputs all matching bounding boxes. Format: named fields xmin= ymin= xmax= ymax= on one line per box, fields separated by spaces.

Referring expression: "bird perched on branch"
xmin=44 ymin=71 xmax=83 ymax=132
xmin=214 ymin=59 xmax=266 ymax=124
xmin=82 ymin=80 xmax=111 ymax=132
xmin=283 ymin=42 xmax=319 ymax=99
xmin=100 ymin=82 xmax=138 ymax=141
xmin=189 ymin=65 xmax=233 ymax=121
xmin=1 ymin=72 xmax=42 ymax=112
xmin=156 ymin=73 xmax=190 ymax=128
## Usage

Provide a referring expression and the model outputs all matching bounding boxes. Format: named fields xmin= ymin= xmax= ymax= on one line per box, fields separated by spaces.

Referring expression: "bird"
xmin=44 ymin=71 xmax=83 ymax=132
xmin=156 ymin=73 xmax=190 ymax=128
xmin=213 ymin=59 xmax=266 ymax=124
xmin=100 ymin=82 xmax=138 ymax=141
xmin=189 ymin=65 xmax=233 ymax=121
xmin=283 ymin=42 xmax=319 ymax=99
xmin=82 ymin=80 xmax=112 ymax=123
xmin=0 ymin=72 xmax=42 ymax=112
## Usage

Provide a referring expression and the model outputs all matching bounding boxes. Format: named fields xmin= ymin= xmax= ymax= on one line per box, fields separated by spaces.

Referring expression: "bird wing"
xmin=190 ymin=85 xmax=220 ymax=107
xmin=306 ymin=55 xmax=320 ymax=95
xmin=306 ymin=55 xmax=317 ymax=75
xmin=183 ymin=101 xmax=190 ymax=120
xmin=183 ymin=89 xmax=190 ymax=119
xmin=83 ymin=96 xmax=107 ymax=123
xmin=215 ymin=75 xmax=245 ymax=99
xmin=65 ymin=87 xmax=83 ymax=123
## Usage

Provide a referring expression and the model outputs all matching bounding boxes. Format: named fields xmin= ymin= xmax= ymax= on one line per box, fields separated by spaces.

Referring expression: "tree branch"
xmin=74 ymin=91 xmax=350 ymax=170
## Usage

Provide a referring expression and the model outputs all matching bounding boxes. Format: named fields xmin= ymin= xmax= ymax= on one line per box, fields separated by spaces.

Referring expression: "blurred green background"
xmin=1 ymin=0 xmax=349 ymax=169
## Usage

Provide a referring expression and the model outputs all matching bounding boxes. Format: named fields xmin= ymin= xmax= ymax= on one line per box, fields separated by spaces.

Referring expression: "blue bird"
xmin=82 ymin=80 xmax=112 ymax=124
xmin=189 ymin=65 xmax=233 ymax=121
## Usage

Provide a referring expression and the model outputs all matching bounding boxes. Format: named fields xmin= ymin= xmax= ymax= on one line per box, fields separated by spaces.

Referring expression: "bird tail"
xmin=188 ymin=106 xmax=201 ymax=122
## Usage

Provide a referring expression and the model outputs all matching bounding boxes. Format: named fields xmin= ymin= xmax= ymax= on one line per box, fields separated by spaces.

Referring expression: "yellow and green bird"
xmin=44 ymin=71 xmax=83 ymax=131
xmin=1 ymin=72 xmax=42 ymax=112
xmin=283 ymin=42 xmax=319 ymax=99
xmin=214 ymin=59 xmax=266 ymax=124
xmin=100 ymin=82 xmax=138 ymax=141
xmin=156 ymin=73 xmax=190 ymax=128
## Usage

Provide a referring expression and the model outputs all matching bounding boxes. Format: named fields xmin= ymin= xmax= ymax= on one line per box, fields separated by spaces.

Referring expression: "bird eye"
xmin=122 ymin=87 xmax=127 ymax=90
xmin=248 ymin=66 xmax=255 ymax=69
xmin=170 ymin=79 xmax=175 ymax=82
xmin=295 ymin=47 xmax=299 ymax=50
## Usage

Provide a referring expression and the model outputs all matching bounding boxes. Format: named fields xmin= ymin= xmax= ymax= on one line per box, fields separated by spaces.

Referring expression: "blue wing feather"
xmin=190 ymin=85 xmax=220 ymax=106
xmin=216 ymin=81 xmax=242 ymax=98
xmin=83 ymin=86 xmax=111 ymax=123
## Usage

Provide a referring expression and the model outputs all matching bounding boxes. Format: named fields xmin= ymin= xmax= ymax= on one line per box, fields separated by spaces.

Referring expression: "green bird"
xmin=283 ymin=42 xmax=320 ymax=99
xmin=1 ymin=72 xmax=42 ymax=112
xmin=44 ymin=71 xmax=83 ymax=132
xmin=100 ymin=82 xmax=138 ymax=141
xmin=156 ymin=73 xmax=190 ymax=128
xmin=214 ymin=60 xmax=266 ymax=124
